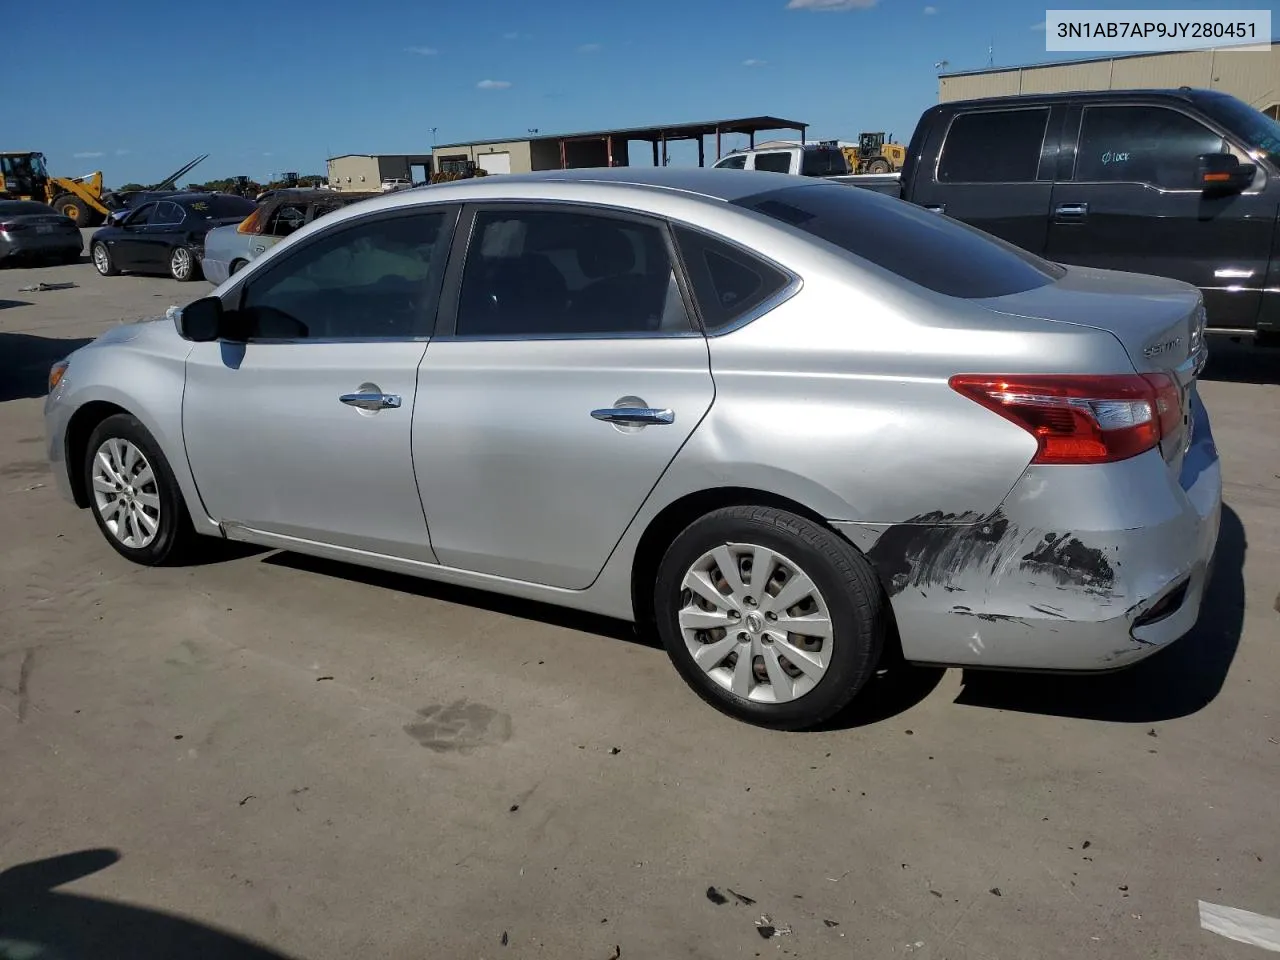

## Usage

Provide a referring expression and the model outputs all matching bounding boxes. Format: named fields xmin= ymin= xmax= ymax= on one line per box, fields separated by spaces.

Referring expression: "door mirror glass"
xmin=1198 ymin=152 xmax=1256 ymax=194
xmin=176 ymin=296 xmax=225 ymax=342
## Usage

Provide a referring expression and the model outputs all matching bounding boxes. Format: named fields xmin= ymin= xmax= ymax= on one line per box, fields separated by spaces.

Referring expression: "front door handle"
xmin=923 ymin=203 xmax=946 ymax=214
xmin=340 ymin=392 xmax=402 ymax=411
xmin=590 ymin=407 xmax=675 ymax=425
xmin=1055 ymin=202 xmax=1089 ymax=221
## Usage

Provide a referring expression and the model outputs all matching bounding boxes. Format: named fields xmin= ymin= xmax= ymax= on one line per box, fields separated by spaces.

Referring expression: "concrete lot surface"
xmin=2 ymin=241 xmax=1279 ymax=959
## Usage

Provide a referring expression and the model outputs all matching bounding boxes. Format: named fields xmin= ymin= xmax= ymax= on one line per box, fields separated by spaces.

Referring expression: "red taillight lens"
xmin=949 ymin=373 xmax=1182 ymax=465
xmin=0 ymin=221 xmax=25 ymax=231
xmin=236 ymin=206 xmax=267 ymax=235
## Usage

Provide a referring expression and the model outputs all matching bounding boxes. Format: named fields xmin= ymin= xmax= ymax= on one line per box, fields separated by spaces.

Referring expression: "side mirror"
xmin=1198 ymin=153 xmax=1256 ymax=195
xmin=175 ymin=296 xmax=225 ymax=342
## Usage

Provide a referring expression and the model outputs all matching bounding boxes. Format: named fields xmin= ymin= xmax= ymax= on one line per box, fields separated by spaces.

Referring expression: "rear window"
xmin=938 ymin=108 xmax=1050 ymax=183
xmin=735 ymin=182 xmax=1065 ymax=299
xmin=0 ymin=200 xmax=57 ymax=216
xmin=753 ymin=152 xmax=793 ymax=174
xmin=184 ymin=196 xmax=258 ymax=220
xmin=800 ymin=147 xmax=849 ymax=177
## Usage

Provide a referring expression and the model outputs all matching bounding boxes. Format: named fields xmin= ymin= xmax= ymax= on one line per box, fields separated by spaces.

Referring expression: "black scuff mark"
xmin=1020 ymin=534 xmax=1115 ymax=590
xmin=951 ymin=607 xmax=1028 ymax=625
xmin=866 ymin=510 xmax=1009 ymax=597
xmin=1029 ymin=604 xmax=1068 ymax=619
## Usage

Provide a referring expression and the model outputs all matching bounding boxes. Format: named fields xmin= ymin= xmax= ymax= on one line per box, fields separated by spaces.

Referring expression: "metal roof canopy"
xmin=436 ymin=116 xmax=809 ymax=166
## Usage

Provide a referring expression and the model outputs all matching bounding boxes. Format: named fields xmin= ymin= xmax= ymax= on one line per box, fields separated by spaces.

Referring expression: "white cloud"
xmin=503 ymin=31 xmax=520 ymax=40
xmin=477 ymin=79 xmax=512 ymax=90
xmin=786 ymin=0 xmax=878 ymax=9
xmin=743 ymin=58 xmax=767 ymax=67
xmin=115 ymin=148 xmax=130 ymax=156
xmin=923 ymin=5 xmax=938 ymax=13
xmin=73 ymin=151 xmax=104 ymax=159
xmin=263 ymin=152 xmax=274 ymax=157
xmin=577 ymin=42 xmax=602 ymax=53
xmin=405 ymin=45 xmax=438 ymax=55
xmin=1031 ymin=20 xmax=1046 ymax=29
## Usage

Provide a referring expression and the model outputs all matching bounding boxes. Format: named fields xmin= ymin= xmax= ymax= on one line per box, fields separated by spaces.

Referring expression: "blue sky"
xmin=8 ymin=0 xmax=1271 ymax=185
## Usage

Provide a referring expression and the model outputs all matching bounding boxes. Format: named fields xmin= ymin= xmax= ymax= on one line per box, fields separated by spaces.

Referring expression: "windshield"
xmin=1193 ymin=92 xmax=1280 ymax=163
xmin=184 ymin=195 xmax=258 ymax=220
xmin=1 ymin=154 xmax=46 ymax=178
xmin=736 ymin=181 xmax=1065 ymax=299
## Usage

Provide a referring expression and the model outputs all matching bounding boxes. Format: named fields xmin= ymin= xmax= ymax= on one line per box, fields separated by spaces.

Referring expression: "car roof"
xmin=934 ymin=87 xmax=1213 ymax=111
xmin=389 ymin=167 xmax=805 ymax=205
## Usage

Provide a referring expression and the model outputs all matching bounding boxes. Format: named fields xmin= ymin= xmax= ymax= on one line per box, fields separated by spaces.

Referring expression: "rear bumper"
xmin=842 ymin=390 xmax=1222 ymax=671
xmin=0 ymin=232 xmax=83 ymax=258
xmin=201 ymin=256 xmax=230 ymax=286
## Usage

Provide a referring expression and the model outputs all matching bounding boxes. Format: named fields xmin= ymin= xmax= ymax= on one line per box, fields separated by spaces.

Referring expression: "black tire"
xmin=169 ymin=245 xmax=200 ymax=282
xmin=91 ymin=241 xmax=118 ymax=276
xmin=229 ymin=259 xmax=247 ymax=276
xmin=83 ymin=413 xmax=201 ymax=566
xmin=51 ymin=193 xmax=94 ymax=228
xmin=654 ymin=506 xmax=886 ymax=730
xmin=868 ymin=158 xmax=892 ymax=174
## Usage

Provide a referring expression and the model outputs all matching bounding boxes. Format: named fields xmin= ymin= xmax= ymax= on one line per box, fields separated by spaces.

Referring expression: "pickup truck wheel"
xmin=867 ymin=158 xmax=892 ymax=174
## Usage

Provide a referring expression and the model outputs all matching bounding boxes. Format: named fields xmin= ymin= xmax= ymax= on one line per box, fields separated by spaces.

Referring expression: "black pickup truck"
xmin=849 ymin=88 xmax=1280 ymax=345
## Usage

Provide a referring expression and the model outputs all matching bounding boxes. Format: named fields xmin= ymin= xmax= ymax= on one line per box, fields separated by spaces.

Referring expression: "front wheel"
xmin=169 ymin=246 xmax=199 ymax=281
xmin=84 ymin=414 xmax=201 ymax=565
xmin=867 ymin=158 xmax=892 ymax=174
xmin=654 ymin=506 xmax=887 ymax=729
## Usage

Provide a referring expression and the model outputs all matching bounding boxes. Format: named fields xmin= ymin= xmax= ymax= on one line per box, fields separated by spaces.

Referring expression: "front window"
xmin=1192 ymin=91 xmax=1280 ymax=165
xmin=1074 ymin=106 xmax=1225 ymax=189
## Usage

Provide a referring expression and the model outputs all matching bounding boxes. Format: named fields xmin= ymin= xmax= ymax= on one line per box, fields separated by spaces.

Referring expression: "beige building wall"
xmin=939 ymin=44 xmax=1280 ymax=112
xmin=326 ymin=156 xmax=382 ymax=191
xmin=432 ymin=140 xmax=535 ymax=174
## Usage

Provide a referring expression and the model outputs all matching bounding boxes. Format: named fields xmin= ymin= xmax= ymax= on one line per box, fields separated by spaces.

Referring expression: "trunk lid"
xmin=977 ymin=264 xmax=1208 ymax=475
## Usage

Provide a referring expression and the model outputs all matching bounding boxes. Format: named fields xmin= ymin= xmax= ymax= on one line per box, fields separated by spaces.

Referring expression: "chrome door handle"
xmin=590 ymin=407 xmax=675 ymax=425
xmin=340 ymin=392 xmax=401 ymax=411
xmin=923 ymin=203 xmax=946 ymax=214
xmin=1055 ymin=202 xmax=1089 ymax=220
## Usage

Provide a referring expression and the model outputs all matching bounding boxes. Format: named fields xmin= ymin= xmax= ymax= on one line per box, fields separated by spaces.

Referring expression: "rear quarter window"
xmin=674 ymin=226 xmax=792 ymax=332
xmin=735 ymin=182 xmax=1065 ymax=299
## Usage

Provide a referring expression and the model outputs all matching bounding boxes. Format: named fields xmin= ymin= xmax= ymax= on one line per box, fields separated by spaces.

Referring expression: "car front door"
xmin=110 ymin=202 xmax=157 ymax=268
xmin=1046 ymin=101 xmax=1275 ymax=330
xmin=414 ymin=203 xmax=715 ymax=589
xmin=139 ymin=200 xmax=185 ymax=269
xmin=912 ymin=104 xmax=1057 ymax=254
xmin=182 ymin=205 xmax=458 ymax=560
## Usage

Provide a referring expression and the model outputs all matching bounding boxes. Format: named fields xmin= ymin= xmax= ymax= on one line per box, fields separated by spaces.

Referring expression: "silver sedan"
xmin=44 ymin=168 xmax=1221 ymax=729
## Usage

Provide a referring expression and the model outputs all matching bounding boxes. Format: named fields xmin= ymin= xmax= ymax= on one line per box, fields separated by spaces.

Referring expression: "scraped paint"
xmin=1199 ymin=900 xmax=1280 ymax=952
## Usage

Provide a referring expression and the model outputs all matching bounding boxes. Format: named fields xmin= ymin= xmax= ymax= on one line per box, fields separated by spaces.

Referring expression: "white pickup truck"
xmin=712 ymin=141 xmax=903 ymax=196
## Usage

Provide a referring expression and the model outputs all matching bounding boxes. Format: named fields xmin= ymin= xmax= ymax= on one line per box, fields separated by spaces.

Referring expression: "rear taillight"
xmin=949 ymin=373 xmax=1182 ymax=465
xmin=0 ymin=221 xmax=25 ymax=232
xmin=236 ymin=206 xmax=267 ymax=235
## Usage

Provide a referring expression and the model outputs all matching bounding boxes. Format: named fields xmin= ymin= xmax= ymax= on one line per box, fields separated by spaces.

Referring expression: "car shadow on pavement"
xmin=0 ymin=332 xmax=93 ymax=402
xmin=261 ymin=552 xmax=646 ymax=647
xmin=1201 ymin=337 xmax=1279 ymax=385
xmin=953 ymin=503 xmax=1246 ymax=723
xmin=0 ymin=849 xmax=301 ymax=959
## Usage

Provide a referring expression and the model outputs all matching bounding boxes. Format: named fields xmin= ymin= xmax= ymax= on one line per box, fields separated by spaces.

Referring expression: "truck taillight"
xmin=949 ymin=373 xmax=1182 ymax=465
xmin=236 ymin=206 xmax=267 ymax=235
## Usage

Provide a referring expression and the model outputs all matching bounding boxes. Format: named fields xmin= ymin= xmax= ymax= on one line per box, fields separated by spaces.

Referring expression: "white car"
xmin=381 ymin=179 xmax=412 ymax=193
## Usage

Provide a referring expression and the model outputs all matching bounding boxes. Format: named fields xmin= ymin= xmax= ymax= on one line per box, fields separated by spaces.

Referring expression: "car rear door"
xmin=109 ymin=202 xmax=158 ymax=269
xmin=182 ymin=205 xmax=458 ymax=559
xmin=910 ymin=104 xmax=1059 ymax=254
xmin=412 ymin=202 xmax=714 ymax=590
xmin=1045 ymin=99 xmax=1274 ymax=330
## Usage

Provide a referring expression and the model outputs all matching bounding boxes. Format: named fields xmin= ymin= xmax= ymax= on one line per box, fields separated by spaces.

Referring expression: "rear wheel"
xmin=169 ymin=246 xmax=199 ymax=282
xmin=91 ymin=241 xmax=118 ymax=276
xmin=229 ymin=259 xmax=248 ymax=276
xmin=654 ymin=506 xmax=887 ymax=729
xmin=84 ymin=414 xmax=201 ymax=566
xmin=867 ymin=158 xmax=892 ymax=174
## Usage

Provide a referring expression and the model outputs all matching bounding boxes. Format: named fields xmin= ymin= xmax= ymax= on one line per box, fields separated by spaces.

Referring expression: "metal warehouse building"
xmin=939 ymin=43 xmax=1280 ymax=115
xmin=431 ymin=116 xmax=809 ymax=175
xmin=326 ymin=154 xmax=436 ymax=192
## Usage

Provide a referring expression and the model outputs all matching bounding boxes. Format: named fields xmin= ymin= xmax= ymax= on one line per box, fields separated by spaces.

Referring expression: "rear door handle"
xmin=340 ymin=392 xmax=401 ymax=411
xmin=590 ymin=407 xmax=674 ymax=425
xmin=1055 ymin=202 xmax=1089 ymax=221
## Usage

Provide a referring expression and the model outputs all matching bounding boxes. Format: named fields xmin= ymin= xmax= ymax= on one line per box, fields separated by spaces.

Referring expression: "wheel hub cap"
xmin=677 ymin=542 xmax=833 ymax=704
xmin=90 ymin=437 xmax=161 ymax=549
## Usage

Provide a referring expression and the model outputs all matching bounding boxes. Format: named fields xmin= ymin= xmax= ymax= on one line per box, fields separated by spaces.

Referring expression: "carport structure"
xmin=432 ymin=116 xmax=809 ymax=174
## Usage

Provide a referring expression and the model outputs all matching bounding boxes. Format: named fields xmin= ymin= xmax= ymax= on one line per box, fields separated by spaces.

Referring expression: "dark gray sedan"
xmin=0 ymin=200 xmax=82 ymax=265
